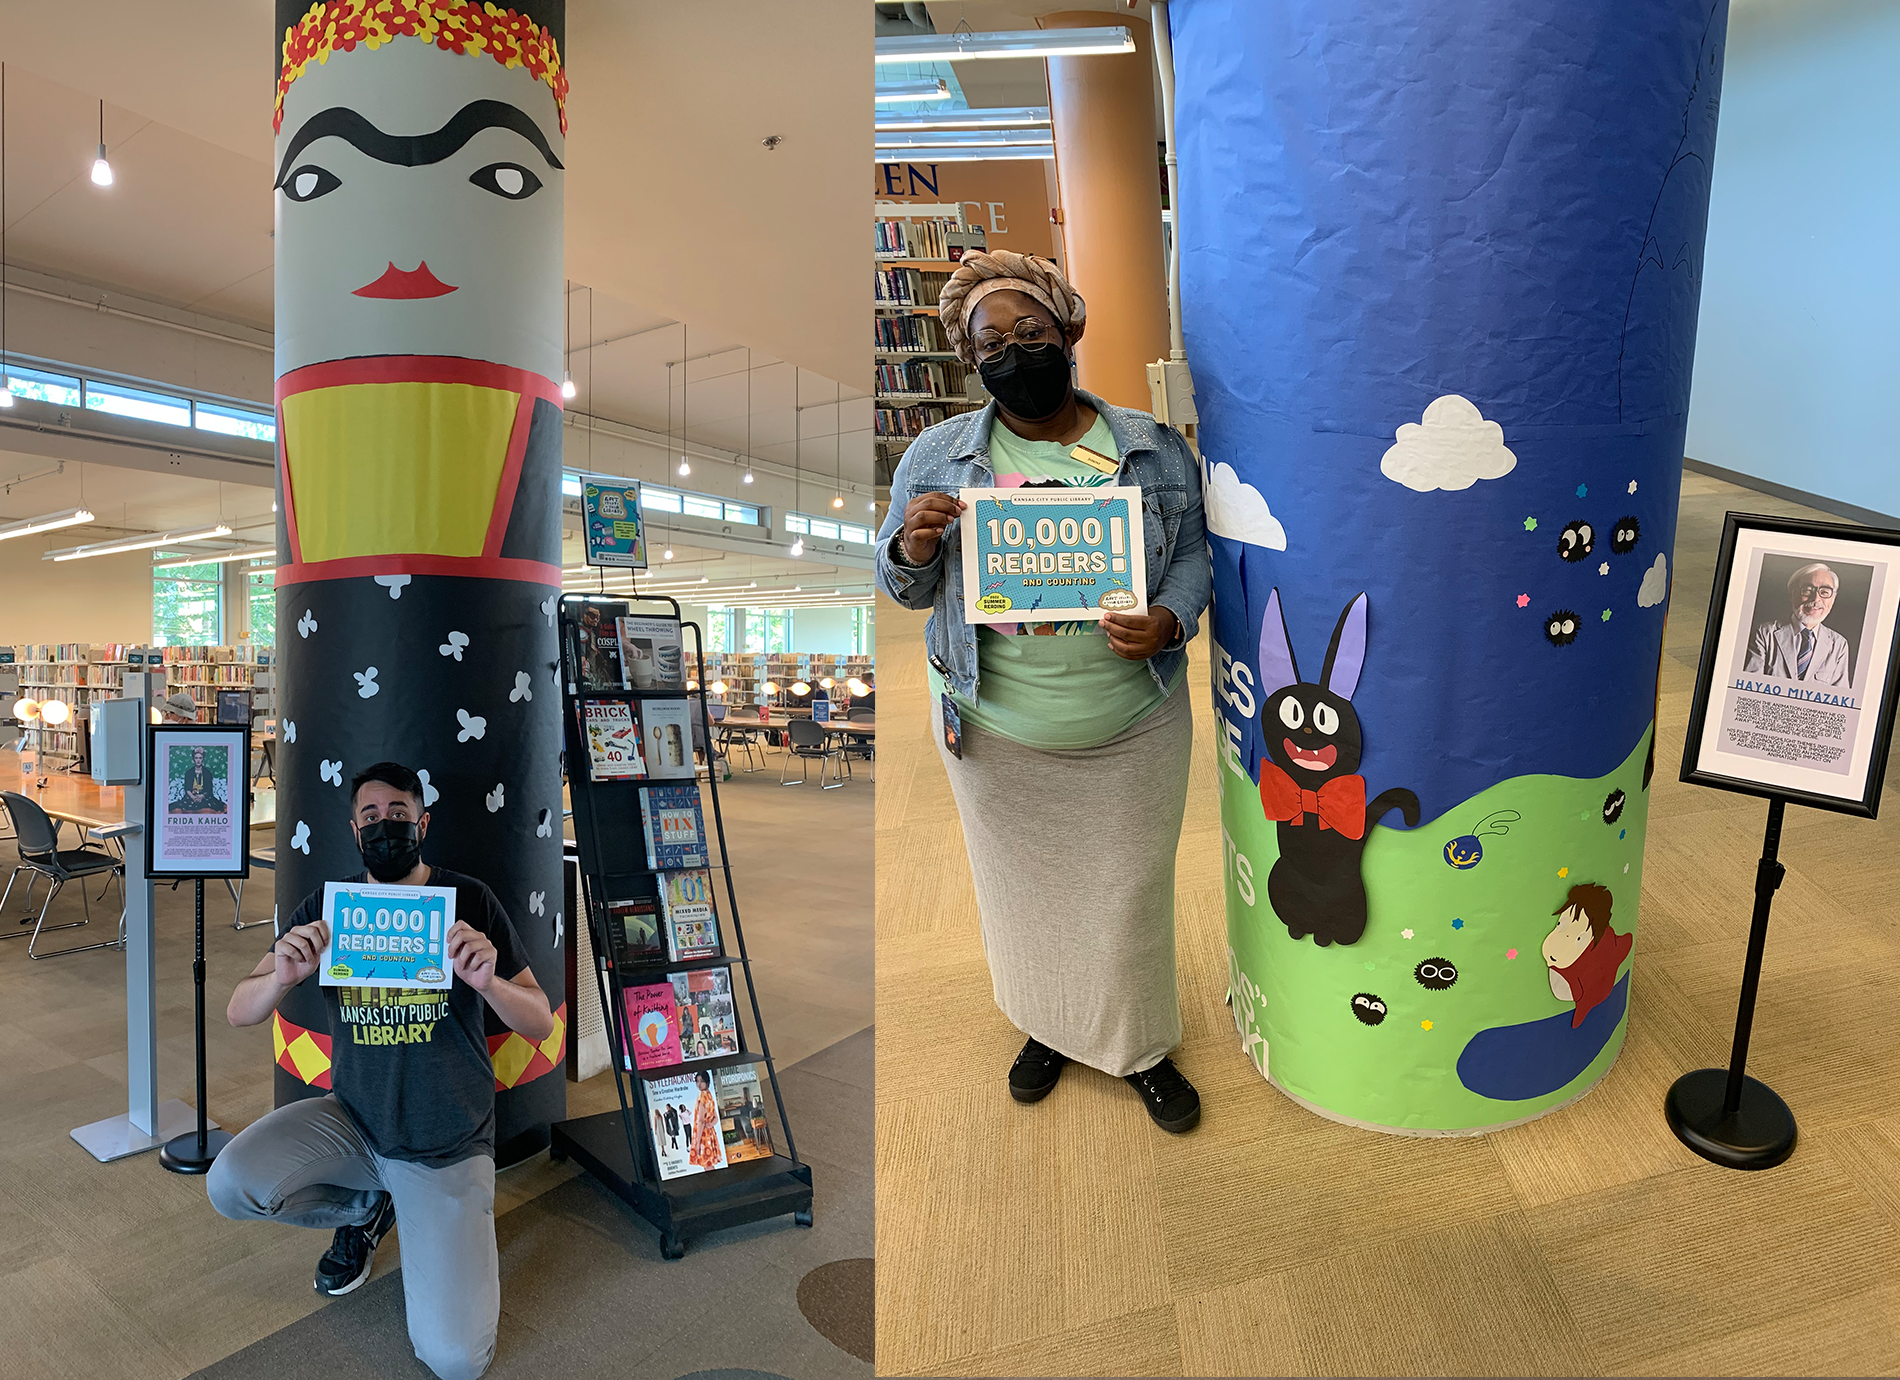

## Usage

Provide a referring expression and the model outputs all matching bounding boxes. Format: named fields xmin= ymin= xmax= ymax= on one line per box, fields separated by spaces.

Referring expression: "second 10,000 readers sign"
xmin=959 ymin=485 xmax=1147 ymax=625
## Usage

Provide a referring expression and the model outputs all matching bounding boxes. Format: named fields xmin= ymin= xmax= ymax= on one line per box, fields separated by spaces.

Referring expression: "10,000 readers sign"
xmin=319 ymin=882 xmax=457 ymax=991
xmin=959 ymin=486 xmax=1146 ymax=624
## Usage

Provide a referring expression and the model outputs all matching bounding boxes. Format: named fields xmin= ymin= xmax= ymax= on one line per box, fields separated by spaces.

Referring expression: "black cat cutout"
xmin=1255 ymin=589 xmax=1421 ymax=947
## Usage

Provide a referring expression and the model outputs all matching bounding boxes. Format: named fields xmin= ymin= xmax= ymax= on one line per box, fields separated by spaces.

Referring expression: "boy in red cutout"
xmin=1541 ymin=882 xmax=1632 ymax=1027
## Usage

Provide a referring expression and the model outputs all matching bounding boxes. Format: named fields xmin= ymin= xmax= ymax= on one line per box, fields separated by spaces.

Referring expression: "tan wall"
xmin=0 ymin=537 xmax=152 ymax=646
xmin=873 ymin=159 xmax=1057 ymax=258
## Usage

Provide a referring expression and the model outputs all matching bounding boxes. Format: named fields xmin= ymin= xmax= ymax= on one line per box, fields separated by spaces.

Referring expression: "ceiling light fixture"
xmin=874 ymin=78 xmax=951 ymax=103
xmin=1 ymin=63 xmax=10 ymax=409
xmin=45 ymin=522 xmax=233 ymax=562
xmin=151 ymin=543 xmax=277 ymax=570
xmin=875 ymin=27 xmax=1134 ymax=64
xmin=0 ymin=508 xmax=96 ymax=543
xmin=875 ymin=106 xmax=1052 ymax=132
xmin=874 ymin=129 xmax=1057 ymax=150
xmin=871 ymin=144 xmax=1054 ymax=163
xmin=561 ymin=375 xmax=577 ymax=400
xmin=90 ymin=99 xmax=113 ymax=186
xmin=561 ymin=280 xmax=576 ymax=398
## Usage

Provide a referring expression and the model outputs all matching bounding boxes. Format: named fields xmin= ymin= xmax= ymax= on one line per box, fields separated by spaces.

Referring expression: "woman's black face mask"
xmin=978 ymin=341 xmax=1073 ymax=422
xmin=357 ymin=817 xmax=423 ymax=882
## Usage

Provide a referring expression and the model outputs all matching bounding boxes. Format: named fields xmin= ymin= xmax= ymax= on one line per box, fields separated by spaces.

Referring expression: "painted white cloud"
xmin=1380 ymin=394 xmax=1517 ymax=493
xmin=1204 ymin=461 xmax=1287 ymax=550
xmin=1638 ymin=552 xmax=1668 ymax=608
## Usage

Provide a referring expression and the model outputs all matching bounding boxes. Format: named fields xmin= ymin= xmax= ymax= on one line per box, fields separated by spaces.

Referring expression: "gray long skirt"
xmin=934 ymin=679 xmax=1192 ymax=1078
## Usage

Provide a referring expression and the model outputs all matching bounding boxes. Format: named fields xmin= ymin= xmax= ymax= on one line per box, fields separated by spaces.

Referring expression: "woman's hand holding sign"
xmin=901 ymin=492 xmax=967 ymax=566
xmin=446 ymin=920 xmax=499 ymax=993
xmin=1101 ymin=606 xmax=1178 ymax=661
xmin=272 ymin=919 xmax=331 ymax=988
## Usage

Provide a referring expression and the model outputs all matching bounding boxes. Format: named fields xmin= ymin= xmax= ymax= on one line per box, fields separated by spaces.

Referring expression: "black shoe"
xmin=1009 ymin=1037 xmax=1068 ymax=1104
xmin=1125 ymin=1057 xmax=1201 ymax=1133
xmin=314 ymin=1193 xmax=396 ymax=1296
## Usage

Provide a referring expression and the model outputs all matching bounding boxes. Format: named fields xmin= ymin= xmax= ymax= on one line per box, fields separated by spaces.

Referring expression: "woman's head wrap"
xmin=936 ymin=250 xmax=1086 ymax=365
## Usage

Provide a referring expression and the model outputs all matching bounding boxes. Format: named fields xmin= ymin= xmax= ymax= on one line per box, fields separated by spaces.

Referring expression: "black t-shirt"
xmin=278 ymin=867 xmax=530 ymax=1167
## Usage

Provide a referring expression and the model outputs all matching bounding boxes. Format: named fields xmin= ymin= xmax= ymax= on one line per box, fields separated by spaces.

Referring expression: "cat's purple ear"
xmin=1257 ymin=587 xmax=1300 ymax=697
xmin=1322 ymin=593 xmax=1368 ymax=701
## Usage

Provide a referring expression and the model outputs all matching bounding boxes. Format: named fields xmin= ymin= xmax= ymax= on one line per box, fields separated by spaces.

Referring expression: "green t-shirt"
xmin=927 ymin=413 xmax=1181 ymax=751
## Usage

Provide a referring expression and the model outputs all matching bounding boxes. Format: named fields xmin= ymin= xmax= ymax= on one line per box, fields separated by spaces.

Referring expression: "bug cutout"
xmin=1611 ymin=516 xmax=1641 ymax=554
xmin=1255 ymin=589 xmax=1421 ymax=947
xmin=1557 ymin=520 xmax=1595 ymax=562
xmin=1545 ymin=609 xmax=1580 ymax=647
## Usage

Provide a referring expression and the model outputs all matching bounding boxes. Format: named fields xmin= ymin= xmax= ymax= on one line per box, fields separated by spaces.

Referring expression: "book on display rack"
xmin=552 ymin=592 xmax=811 ymax=1258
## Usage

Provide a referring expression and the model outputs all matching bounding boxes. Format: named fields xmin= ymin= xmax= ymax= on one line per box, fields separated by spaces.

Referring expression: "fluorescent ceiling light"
xmin=875 ymin=106 xmax=1050 ymax=132
xmin=875 ymin=27 xmax=1134 ymax=64
xmin=876 ymin=129 xmax=1057 ymax=150
xmin=873 ymin=145 xmax=1054 ymax=163
xmin=152 ymin=544 xmax=278 ymax=570
xmin=0 ymin=507 xmax=95 ymax=543
xmin=874 ymin=78 xmax=951 ymax=103
xmin=46 ymin=523 xmax=233 ymax=562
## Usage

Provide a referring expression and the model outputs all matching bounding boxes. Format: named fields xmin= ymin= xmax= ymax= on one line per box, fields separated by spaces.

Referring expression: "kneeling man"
xmin=210 ymin=762 xmax=552 ymax=1380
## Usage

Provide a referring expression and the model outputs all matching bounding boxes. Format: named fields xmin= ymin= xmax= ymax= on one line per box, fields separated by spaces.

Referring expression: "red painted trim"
xmin=275 ymin=355 xmax=562 ymax=404
xmin=274 ymin=553 xmax=561 ymax=587
xmin=483 ymin=390 xmax=539 ymax=558
xmin=352 ymin=261 xmax=458 ymax=299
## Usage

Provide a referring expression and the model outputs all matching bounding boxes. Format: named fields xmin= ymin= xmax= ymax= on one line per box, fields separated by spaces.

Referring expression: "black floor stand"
xmin=1665 ymin=797 xmax=1799 ymax=1170
xmin=160 ymin=879 xmax=234 ymax=1174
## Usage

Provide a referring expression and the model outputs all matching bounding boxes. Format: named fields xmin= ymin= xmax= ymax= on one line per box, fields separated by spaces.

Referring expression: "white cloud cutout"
xmin=1204 ymin=461 xmax=1287 ymax=550
xmin=1380 ymin=394 xmax=1517 ymax=493
xmin=1638 ymin=553 xmax=1668 ymax=608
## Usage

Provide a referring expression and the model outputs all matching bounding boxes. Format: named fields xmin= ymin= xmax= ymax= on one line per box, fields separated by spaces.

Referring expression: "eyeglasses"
xmin=1797 ymin=585 xmax=1837 ymax=600
xmin=972 ymin=317 xmax=1061 ymax=361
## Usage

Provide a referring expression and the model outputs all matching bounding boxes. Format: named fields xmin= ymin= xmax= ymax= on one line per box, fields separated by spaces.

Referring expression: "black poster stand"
xmin=159 ymin=878 xmax=235 ymax=1174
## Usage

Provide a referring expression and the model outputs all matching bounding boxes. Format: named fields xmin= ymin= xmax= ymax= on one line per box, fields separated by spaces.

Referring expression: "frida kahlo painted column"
xmin=1172 ymin=0 xmax=1728 ymax=1131
xmin=268 ymin=0 xmax=570 ymax=1160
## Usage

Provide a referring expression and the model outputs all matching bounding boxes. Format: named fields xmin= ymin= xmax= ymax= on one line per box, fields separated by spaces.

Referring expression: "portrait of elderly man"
xmin=1744 ymin=561 xmax=1851 ymax=686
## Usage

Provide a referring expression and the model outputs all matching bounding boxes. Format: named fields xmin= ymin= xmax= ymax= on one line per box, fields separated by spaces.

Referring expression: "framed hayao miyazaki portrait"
xmin=145 ymin=724 xmax=253 ymax=877
xmin=1681 ymin=512 xmax=1900 ymax=817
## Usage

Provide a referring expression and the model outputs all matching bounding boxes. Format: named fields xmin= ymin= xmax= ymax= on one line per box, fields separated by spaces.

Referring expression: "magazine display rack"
xmin=549 ymin=594 xmax=813 ymax=1259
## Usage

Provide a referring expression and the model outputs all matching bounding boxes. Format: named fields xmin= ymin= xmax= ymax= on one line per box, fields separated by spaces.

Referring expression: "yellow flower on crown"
xmin=276 ymin=0 xmax=568 ymax=135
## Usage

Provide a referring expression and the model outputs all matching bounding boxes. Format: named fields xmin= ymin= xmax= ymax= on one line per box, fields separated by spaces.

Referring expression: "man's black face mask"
xmin=978 ymin=341 xmax=1073 ymax=422
xmin=357 ymin=817 xmax=423 ymax=882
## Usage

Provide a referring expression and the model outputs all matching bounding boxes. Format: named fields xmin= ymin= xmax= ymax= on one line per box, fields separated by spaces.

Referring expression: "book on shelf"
xmin=615 ymin=616 xmax=684 ymax=690
xmin=607 ymin=895 xmax=665 ymax=963
xmin=567 ymin=601 xmax=628 ymax=691
xmin=716 ymin=1061 xmax=776 ymax=1164
xmin=644 ymin=1070 xmax=728 ymax=1180
xmin=622 ymin=980 xmax=683 ymax=1070
xmin=873 ymin=313 xmax=950 ymax=354
xmin=639 ymin=783 xmax=708 ymax=869
xmin=581 ymin=700 xmax=646 ymax=781
xmin=660 ymin=868 xmax=720 ymax=959
xmin=672 ymin=965 xmax=741 ymax=1059
xmin=640 ymin=698 xmax=695 ymax=779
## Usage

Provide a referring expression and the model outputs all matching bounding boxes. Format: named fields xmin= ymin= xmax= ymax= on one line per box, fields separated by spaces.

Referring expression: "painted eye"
xmin=469 ymin=162 xmax=543 ymax=199
xmin=1562 ymin=618 xmax=1577 ymax=634
xmin=1278 ymin=698 xmax=1304 ymax=730
xmin=1560 ymin=530 xmax=1577 ymax=551
xmin=1313 ymin=703 xmax=1339 ymax=735
xmin=1578 ymin=524 xmax=1593 ymax=546
xmin=281 ymin=164 xmax=340 ymax=202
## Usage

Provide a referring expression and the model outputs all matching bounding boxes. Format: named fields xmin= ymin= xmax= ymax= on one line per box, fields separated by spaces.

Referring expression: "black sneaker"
xmin=1125 ymin=1057 xmax=1201 ymax=1133
xmin=1008 ymin=1037 xmax=1068 ymax=1104
xmin=314 ymin=1193 xmax=396 ymax=1296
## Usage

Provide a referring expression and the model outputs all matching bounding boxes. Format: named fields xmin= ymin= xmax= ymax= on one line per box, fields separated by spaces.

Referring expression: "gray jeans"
xmin=206 ymin=1094 xmax=498 ymax=1380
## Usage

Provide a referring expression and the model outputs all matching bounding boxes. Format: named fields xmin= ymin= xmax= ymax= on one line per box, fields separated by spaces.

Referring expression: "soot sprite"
xmin=1415 ymin=957 xmax=1458 ymax=991
xmin=1545 ymin=609 xmax=1580 ymax=646
xmin=1611 ymin=515 xmax=1641 ymax=554
xmin=1351 ymin=993 xmax=1388 ymax=1026
xmin=1603 ymin=788 xmax=1627 ymax=824
xmin=1558 ymin=520 xmax=1595 ymax=562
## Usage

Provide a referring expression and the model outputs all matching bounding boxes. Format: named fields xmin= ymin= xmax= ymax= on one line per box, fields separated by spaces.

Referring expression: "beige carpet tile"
xmin=1174 ymin=1271 xmax=1307 ymax=1379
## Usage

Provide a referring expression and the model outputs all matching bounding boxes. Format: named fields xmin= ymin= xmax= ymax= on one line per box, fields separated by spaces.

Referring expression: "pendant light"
xmin=560 ymin=281 xmax=576 ymax=398
xmin=831 ymin=381 xmax=845 ymax=508
xmin=788 ymin=369 xmax=803 ymax=557
xmin=675 ymin=324 xmax=691 ymax=476
xmin=741 ymin=348 xmax=754 ymax=483
xmin=90 ymin=100 xmax=112 ymax=186
xmin=1 ymin=64 xmax=10 ymax=408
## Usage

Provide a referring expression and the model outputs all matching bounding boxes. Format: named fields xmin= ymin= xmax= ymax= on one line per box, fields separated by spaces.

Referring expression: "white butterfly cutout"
xmin=354 ymin=667 xmax=379 ymax=698
xmin=509 ymin=671 xmax=533 ymax=703
xmin=528 ymin=890 xmax=546 ymax=916
xmin=290 ymin=820 xmax=312 ymax=853
xmin=283 ymin=719 xmax=297 ymax=744
xmin=553 ymin=912 xmax=564 ymax=948
xmin=535 ymin=809 xmax=552 ymax=839
xmin=416 ymin=768 xmax=440 ymax=807
xmin=297 ymin=610 xmax=318 ymax=639
xmin=456 ymin=709 xmax=486 ymax=742
xmin=439 ymin=631 xmax=470 ymax=661
xmin=373 ymin=574 xmax=411 ymax=600
xmin=319 ymin=759 xmax=342 ymax=786
xmin=540 ymin=595 xmax=557 ymax=627
xmin=485 ymin=782 xmax=505 ymax=813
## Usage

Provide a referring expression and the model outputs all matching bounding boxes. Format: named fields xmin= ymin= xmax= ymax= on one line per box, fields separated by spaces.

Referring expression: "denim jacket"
xmin=875 ymin=389 xmax=1211 ymax=702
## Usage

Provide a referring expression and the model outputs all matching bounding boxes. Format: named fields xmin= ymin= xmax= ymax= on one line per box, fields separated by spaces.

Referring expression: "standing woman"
xmin=875 ymin=251 xmax=1212 ymax=1133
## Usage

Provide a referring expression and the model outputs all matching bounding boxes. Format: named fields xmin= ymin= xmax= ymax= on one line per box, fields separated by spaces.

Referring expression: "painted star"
xmin=1558 ymin=866 xmax=1570 ymax=878
xmin=1601 ymin=608 xmax=1613 ymax=622
xmin=1506 ymin=948 xmax=1519 ymax=960
xmin=1421 ymin=1020 xmax=1434 ymax=1031
xmin=1524 ymin=517 xmax=1538 ymax=532
xmin=1452 ymin=918 xmax=1465 ymax=930
xmin=1516 ymin=593 xmax=1530 ymax=608
xmin=1401 ymin=927 xmax=1415 ymax=940
xmin=1628 ymin=480 xmax=1639 ymax=494
xmin=1576 ymin=483 xmax=1588 ymax=497
xmin=1598 ymin=561 xmax=1610 ymax=575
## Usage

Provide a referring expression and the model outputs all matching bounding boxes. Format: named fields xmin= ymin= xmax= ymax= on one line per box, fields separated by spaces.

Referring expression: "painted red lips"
xmin=1283 ymin=738 xmax=1338 ymax=771
xmin=352 ymin=261 xmax=458 ymax=299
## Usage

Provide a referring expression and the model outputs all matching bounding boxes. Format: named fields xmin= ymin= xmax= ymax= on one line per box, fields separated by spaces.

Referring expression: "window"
xmin=744 ymin=608 xmax=794 ymax=654
xmin=724 ymin=501 xmax=759 ymax=525
xmin=682 ymin=494 xmax=724 ymax=520
xmin=196 ymin=401 xmax=276 ymax=443
xmin=153 ymin=563 xmax=224 ymax=646
xmin=85 ymin=379 xmax=192 ymax=428
xmin=561 ymin=473 xmax=583 ymax=498
xmin=640 ymin=488 xmax=683 ymax=514
xmin=851 ymin=606 xmax=871 ymax=655
xmin=248 ymin=564 xmax=276 ymax=647
xmin=4 ymin=365 xmax=82 ymax=407
xmin=706 ymin=606 xmax=736 ymax=654
xmin=839 ymin=521 xmax=872 ymax=543
xmin=808 ymin=518 xmax=841 ymax=540
xmin=785 ymin=513 xmax=810 ymax=536
xmin=785 ymin=511 xmax=872 ymax=544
